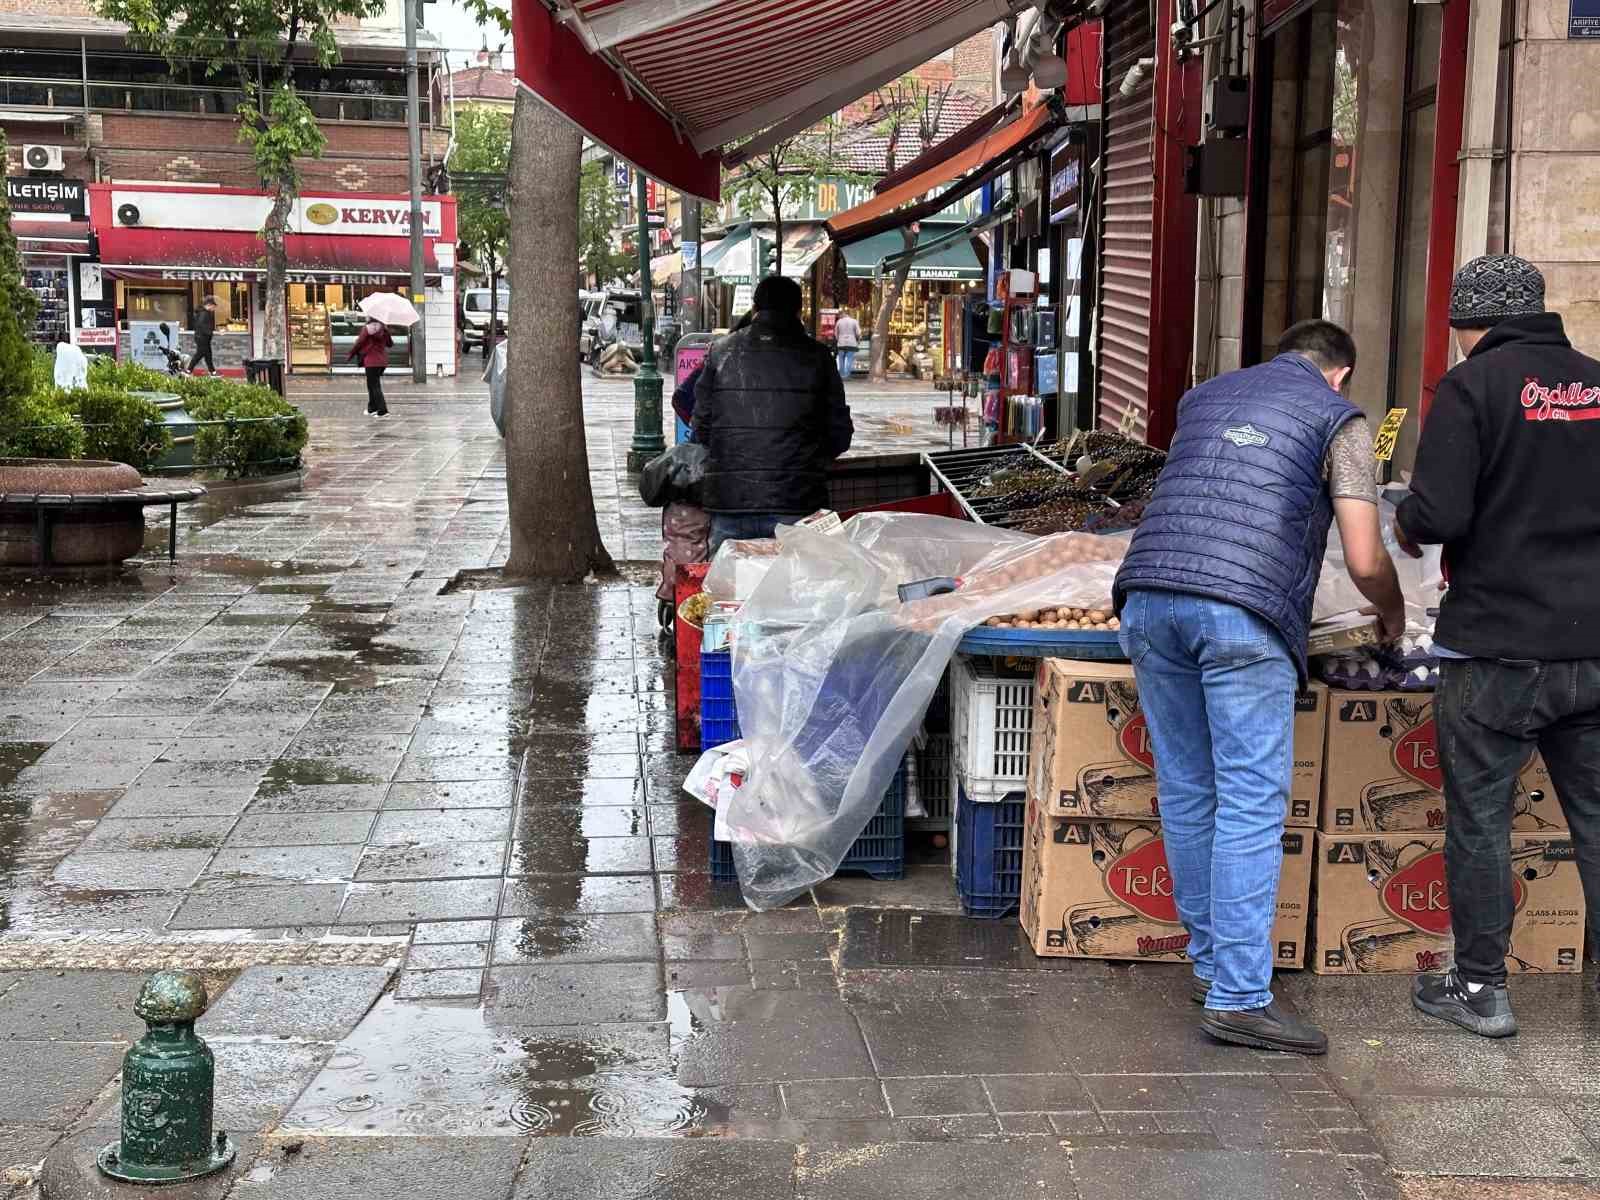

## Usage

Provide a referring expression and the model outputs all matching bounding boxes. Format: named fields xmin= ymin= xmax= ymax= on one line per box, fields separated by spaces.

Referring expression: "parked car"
xmin=579 ymin=288 xmax=646 ymax=365
xmin=459 ymin=287 xmax=510 ymax=353
xmin=331 ymin=310 xmax=409 ymax=366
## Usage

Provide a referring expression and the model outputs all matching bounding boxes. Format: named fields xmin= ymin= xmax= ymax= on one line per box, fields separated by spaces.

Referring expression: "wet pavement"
xmin=2 ymin=373 xmax=1599 ymax=1197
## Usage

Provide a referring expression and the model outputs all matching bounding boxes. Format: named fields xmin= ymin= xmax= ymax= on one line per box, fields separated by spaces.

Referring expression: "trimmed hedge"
xmin=4 ymin=347 xmax=304 ymax=478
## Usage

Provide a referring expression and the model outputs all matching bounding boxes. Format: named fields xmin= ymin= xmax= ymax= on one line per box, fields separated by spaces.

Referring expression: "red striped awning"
xmin=513 ymin=0 xmax=1021 ymax=201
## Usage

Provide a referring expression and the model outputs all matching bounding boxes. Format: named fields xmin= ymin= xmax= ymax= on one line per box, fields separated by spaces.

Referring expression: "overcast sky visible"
xmin=422 ymin=0 xmax=514 ymax=72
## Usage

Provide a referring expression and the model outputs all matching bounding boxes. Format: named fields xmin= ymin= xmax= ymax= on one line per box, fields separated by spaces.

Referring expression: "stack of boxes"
xmin=1019 ymin=661 xmax=1326 ymax=967
xmin=1311 ymin=690 xmax=1584 ymax=974
xmin=1017 ymin=665 xmax=1588 ymax=973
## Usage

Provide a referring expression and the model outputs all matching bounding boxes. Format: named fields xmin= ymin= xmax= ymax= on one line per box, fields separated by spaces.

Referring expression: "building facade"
xmin=1 ymin=0 xmax=461 ymax=374
xmin=1060 ymin=0 xmax=1600 ymax=472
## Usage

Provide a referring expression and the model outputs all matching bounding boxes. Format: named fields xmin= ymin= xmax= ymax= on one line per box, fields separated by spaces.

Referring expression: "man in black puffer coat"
xmin=693 ymin=276 xmax=853 ymax=554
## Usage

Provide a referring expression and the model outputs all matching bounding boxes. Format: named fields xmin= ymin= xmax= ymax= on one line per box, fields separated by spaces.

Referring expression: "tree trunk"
xmin=261 ymin=185 xmax=293 ymax=361
xmin=867 ymin=225 xmax=916 ymax=381
xmin=772 ymin=191 xmax=784 ymax=277
xmin=503 ymin=91 xmax=614 ymax=581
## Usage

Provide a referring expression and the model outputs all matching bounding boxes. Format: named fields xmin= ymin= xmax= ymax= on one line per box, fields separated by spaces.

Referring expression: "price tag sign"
xmin=1373 ymin=408 xmax=1408 ymax=462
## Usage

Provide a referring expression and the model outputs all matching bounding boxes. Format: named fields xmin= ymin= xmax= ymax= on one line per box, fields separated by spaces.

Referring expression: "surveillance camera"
xmin=1119 ymin=57 xmax=1155 ymax=98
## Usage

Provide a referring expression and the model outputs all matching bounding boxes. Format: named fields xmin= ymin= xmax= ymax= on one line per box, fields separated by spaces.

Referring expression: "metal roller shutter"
xmin=1094 ymin=2 xmax=1157 ymax=441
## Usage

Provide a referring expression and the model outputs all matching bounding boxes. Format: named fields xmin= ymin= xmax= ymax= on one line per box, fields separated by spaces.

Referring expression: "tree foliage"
xmin=450 ymin=105 xmax=512 ymax=278
xmin=578 ymin=161 xmax=631 ymax=287
xmin=0 ymin=131 xmax=38 ymax=403
xmin=724 ymin=121 xmax=864 ymax=276
xmin=93 ymin=0 xmax=385 ymax=356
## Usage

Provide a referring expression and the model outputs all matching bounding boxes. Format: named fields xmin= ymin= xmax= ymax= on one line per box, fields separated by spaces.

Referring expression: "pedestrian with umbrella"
xmin=351 ymin=293 xmax=421 ymax=418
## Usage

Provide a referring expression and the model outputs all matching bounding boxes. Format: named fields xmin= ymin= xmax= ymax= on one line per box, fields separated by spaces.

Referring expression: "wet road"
xmin=3 ymin=373 xmax=1600 ymax=1198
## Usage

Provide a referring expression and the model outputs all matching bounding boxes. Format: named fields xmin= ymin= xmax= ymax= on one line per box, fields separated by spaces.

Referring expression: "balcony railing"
xmin=0 ymin=75 xmax=426 ymax=124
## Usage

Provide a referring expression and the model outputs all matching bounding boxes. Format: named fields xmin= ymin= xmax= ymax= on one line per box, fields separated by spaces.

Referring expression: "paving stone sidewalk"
xmin=2 ymin=375 xmax=1598 ymax=1199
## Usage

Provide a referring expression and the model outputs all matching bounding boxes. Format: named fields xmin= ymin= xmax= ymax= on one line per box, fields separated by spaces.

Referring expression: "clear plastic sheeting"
xmin=1314 ymin=494 xmax=1444 ymax=624
xmin=718 ymin=513 xmax=1127 ymax=910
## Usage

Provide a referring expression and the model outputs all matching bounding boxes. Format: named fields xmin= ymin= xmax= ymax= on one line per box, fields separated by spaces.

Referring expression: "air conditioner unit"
xmin=23 ymin=144 xmax=65 ymax=172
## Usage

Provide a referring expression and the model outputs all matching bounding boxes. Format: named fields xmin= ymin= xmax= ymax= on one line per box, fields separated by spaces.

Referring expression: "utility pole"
xmin=680 ymin=194 xmax=701 ymax=334
xmin=626 ymin=170 xmax=665 ymax=470
xmin=405 ymin=0 xmax=427 ymax=383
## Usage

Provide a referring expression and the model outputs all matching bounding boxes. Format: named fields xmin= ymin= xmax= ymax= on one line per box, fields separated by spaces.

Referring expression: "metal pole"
xmin=680 ymin=194 xmax=701 ymax=334
xmin=627 ymin=170 xmax=665 ymax=470
xmin=405 ymin=0 xmax=427 ymax=384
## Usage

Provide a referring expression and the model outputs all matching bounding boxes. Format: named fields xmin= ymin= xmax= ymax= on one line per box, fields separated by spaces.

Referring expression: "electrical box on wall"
xmin=1184 ymin=139 xmax=1247 ymax=197
xmin=1206 ymin=76 xmax=1250 ymax=136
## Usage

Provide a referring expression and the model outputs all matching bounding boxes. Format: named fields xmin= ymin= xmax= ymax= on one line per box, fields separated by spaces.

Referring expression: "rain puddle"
xmin=280 ymin=996 xmax=711 ymax=1137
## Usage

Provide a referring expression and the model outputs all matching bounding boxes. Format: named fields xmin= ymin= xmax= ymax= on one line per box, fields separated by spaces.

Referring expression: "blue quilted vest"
xmin=1113 ymin=353 xmax=1359 ymax=677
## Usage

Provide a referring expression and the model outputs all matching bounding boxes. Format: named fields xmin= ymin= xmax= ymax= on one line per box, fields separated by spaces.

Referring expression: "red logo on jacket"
xmin=1521 ymin=378 xmax=1600 ymax=422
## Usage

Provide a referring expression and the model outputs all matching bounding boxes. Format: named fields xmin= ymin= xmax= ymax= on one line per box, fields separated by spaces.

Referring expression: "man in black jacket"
xmin=188 ymin=296 xmax=218 ymax=374
xmin=693 ymin=276 xmax=853 ymax=554
xmin=1396 ymin=255 xmax=1600 ymax=1038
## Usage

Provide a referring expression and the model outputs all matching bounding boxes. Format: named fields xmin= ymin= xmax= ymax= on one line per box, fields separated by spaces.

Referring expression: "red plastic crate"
xmin=674 ymin=562 xmax=710 ymax=753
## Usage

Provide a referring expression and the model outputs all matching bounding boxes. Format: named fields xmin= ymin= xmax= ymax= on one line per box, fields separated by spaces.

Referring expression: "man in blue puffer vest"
xmin=1114 ymin=319 xmax=1406 ymax=1056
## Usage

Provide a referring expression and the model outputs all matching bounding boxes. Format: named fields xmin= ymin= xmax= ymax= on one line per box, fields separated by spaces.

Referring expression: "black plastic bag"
xmin=639 ymin=442 xmax=709 ymax=508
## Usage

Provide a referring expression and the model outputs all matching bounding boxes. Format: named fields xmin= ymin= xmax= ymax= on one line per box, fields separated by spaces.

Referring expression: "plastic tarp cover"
xmin=720 ymin=513 xmax=1126 ymax=910
xmin=1314 ymin=494 xmax=1444 ymax=625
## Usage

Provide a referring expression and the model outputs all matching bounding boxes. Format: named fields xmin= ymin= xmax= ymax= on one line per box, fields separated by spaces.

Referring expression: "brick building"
xmin=1 ymin=0 xmax=460 ymax=373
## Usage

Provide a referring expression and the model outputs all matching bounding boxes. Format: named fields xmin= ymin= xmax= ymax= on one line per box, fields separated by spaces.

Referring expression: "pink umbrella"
xmin=358 ymin=292 xmax=421 ymax=327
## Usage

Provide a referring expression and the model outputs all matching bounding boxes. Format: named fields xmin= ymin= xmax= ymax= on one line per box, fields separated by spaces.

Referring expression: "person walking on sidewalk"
xmin=1113 ymin=318 xmax=1407 ymax=1056
xmin=833 ymin=309 xmax=861 ymax=379
xmin=188 ymin=296 xmax=218 ymax=375
xmin=693 ymin=276 xmax=853 ymax=555
xmin=350 ymin=318 xmax=394 ymax=417
xmin=1395 ymin=255 xmax=1600 ymax=1039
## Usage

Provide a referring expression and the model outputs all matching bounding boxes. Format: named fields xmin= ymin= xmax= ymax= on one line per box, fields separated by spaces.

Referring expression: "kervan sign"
xmin=7 ymin=177 xmax=86 ymax=217
xmin=108 ymin=190 xmax=443 ymax=238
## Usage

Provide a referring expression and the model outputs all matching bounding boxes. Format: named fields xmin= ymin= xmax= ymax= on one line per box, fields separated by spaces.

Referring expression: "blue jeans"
xmin=836 ymin=348 xmax=856 ymax=377
xmin=1117 ymin=590 xmax=1297 ymax=1011
xmin=709 ymin=512 xmax=786 ymax=557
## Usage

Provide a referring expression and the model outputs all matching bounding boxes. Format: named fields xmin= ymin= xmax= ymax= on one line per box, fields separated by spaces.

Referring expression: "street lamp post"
xmin=626 ymin=170 xmax=666 ymax=471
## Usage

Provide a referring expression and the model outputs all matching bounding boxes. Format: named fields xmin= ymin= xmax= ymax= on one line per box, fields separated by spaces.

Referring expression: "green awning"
xmin=841 ymin=223 xmax=984 ymax=282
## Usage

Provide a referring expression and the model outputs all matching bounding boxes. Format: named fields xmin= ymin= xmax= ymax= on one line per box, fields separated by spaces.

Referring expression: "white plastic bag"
xmin=1315 ymin=494 xmax=1444 ymax=624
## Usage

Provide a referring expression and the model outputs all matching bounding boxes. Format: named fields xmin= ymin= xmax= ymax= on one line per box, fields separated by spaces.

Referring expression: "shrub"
xmin=0 ymin=393 xmax=86 ymax=460
xmin=70 ymin=386 xmax=172 ymax=473
xmin=186 ymin=382 xmax=308 ymax=478
xmin=87 ymin=356 xmax=171 ymax=395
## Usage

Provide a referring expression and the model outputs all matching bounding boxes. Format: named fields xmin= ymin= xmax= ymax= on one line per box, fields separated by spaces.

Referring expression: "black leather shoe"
xmin=1201 ymin=1001 xmax=1328 ymax=1055
xmin=1190 ymin=977 xmax=1211 ymax=1005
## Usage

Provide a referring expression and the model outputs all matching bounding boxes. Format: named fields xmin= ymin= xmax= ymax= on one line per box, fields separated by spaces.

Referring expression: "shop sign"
xmin=1049 ymin=142 xmax=1084 ymax=226
xmin=907 ymin=267 xmax=968 ymax=281
xmin=75 ymin=327 xmax=117 ymax=347
xmin=160 ymin=268 xmax=255 ymax=282
xmin=297 ymin=198 xmax=442 ymax=237
xmin=681 ymin=240 xmax=699 ymax=270
xmin=286 ymin=272 xmax=398 ymax=285
xmin=129 ymin=321 xmax=177 ymax=370
xmin=6 ymin=177 xmax=86 ymax=217
xmin=1573 ymin=0 xmax=1600 ymax=38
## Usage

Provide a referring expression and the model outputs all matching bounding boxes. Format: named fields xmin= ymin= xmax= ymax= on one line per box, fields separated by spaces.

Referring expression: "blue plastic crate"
xmin=710 ymin=762 xmax=907 ymax=884
xmin=956 ymin=626 xmax=1126 ymax=661
xmin=700 ymin=649 xmax=739 ymax=750
xmin=955 ymin=784 xmax=1027 ymax=919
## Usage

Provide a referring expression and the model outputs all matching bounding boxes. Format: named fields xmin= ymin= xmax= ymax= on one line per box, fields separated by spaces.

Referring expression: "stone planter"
xmin=0 ymin=459 xmax=204 ymax=570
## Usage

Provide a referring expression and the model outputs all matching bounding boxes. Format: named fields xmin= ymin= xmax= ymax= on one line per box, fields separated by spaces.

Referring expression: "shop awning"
xmin=95 ymin=227 xmax=441 ymax=278
xmin=511 ymin=0 xmax=1024 ymax=200
xmin=14 ymin=220 xmax=90 ymax=255
xmin=827 ymin=100 xmax=1059 ymax=245
xmin=841 ymin=224 xmax=984 ymax=282
xmin=650 ymin=249 xmax=681 ymax=284
xmin=700 ymin=222 xmax=829 ymax=282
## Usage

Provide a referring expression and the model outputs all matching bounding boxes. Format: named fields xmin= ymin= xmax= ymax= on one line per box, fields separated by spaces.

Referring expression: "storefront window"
xmin=191 ymin=282 xmax=251 ymax=332
xmin=123 ymin=285 xmax=188 ymax=327
xmin=1258 ymin=0 xmax=1438 ymax=469
xmin=288 ymin=279 xmax=413 ymax=372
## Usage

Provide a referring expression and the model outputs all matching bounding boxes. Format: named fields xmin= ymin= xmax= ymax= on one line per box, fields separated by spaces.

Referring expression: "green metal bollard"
xmin=97 ymin=970 xmax=236 ymax=1185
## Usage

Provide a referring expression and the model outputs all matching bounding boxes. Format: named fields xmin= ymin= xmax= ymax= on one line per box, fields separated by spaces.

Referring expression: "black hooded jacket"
xmin=692 ymin=311 xmax=853 ymax=514
xmin=1397 ymin=313 xmax=1600 ymax=660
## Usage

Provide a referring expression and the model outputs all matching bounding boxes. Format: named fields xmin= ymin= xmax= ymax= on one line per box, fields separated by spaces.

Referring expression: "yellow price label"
xmin=1373 ymin=408 xmax=1408 ymax=462
xmin=412 ymin=293 xmax=426 ymax=304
